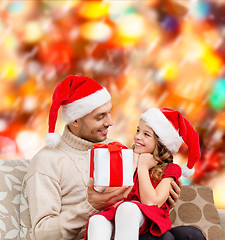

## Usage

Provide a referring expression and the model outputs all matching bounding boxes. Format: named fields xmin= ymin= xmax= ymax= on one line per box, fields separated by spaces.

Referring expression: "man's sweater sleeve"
xmin=26 ymin=173 xmax=97 ymax=240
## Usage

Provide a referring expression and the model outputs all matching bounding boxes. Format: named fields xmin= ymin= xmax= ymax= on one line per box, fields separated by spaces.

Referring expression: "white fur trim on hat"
xmin=181 ymin=163 xmax=195 ymax=177
xmin=140 ymin=108 xmax=183 ymax=154
xmin=61 ymin=87 xmax=111 ymax=123
xmin=45 ymin=132 xmax=61 ymax=148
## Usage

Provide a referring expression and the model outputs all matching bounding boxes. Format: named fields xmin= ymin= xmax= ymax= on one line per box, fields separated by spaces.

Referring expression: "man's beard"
xmin=78 ymin=125 xmax=107 ymax=143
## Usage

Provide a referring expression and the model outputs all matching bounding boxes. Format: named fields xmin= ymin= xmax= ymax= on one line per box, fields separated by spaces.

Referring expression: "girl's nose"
xmin=134 ymin=133 xmax=141 ymax=141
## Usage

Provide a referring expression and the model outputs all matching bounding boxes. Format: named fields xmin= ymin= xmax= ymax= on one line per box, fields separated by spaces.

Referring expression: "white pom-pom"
xmin=45 ymin=132 xmax=61 ymax=148
xmin=181 ymin=163 xmax=195 ymax=178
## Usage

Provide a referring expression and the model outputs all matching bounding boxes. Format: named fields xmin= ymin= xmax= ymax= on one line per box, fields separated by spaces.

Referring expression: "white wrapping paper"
xmin=88 ymin=148 xmax=133 ymax=186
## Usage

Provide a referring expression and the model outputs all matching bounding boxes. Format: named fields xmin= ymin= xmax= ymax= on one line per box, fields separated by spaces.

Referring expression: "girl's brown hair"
xmin=151 ymin=133 xmax=173 ymax=182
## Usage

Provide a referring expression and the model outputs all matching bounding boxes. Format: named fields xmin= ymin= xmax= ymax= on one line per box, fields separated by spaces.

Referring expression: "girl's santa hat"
xmin=45 ymin=75 xmax=111 ymax=148
xmin=140 ymin=108 xmax=201 ymax=177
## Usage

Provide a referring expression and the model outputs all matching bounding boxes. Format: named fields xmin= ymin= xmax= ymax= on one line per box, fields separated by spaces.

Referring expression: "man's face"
xmin=76 ymin=101 xmax=113 ymax=143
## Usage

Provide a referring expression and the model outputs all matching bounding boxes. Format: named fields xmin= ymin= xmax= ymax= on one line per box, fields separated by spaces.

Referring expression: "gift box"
xmin=88 ymin=142 xmax=134 ymax=186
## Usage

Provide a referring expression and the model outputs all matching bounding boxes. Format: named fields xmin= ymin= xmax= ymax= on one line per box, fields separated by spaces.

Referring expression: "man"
xmin=25 ymin=75 xmax=205 ymax=240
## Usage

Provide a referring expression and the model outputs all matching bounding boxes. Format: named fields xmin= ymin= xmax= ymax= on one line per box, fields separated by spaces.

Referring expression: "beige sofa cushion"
xmin=170 ymin=185 xmax=225 ymax=240
xmin=0 ymin=159 xmax=29 ymax=239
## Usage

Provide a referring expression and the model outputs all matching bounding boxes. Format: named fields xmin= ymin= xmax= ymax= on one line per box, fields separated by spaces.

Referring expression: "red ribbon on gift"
xmin=90 ymin=142 xmax=128 ymax=186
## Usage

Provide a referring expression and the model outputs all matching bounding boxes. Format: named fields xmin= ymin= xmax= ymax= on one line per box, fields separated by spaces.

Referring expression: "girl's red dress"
xmin=85 ymin=163 xmax=181 ymax=239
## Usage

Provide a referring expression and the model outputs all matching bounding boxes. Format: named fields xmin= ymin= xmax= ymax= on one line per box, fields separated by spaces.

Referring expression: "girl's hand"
xmin=138 ymin=153 xmax=157 ymax=170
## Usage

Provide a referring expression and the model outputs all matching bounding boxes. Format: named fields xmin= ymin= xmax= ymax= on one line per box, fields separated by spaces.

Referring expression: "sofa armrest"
xmin=0 ymin=159 xmax=29 ymax=239
xmin=218 ymin=209 xmax=225 ymax=235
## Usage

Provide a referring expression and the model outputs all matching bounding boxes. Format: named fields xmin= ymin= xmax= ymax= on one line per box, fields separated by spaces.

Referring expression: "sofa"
xmin=0 ymin=159 xmax=225 ymax=240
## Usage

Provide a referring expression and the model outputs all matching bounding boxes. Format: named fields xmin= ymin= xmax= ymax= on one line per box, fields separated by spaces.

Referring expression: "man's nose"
xmin=104 ymin=114 xmax=113 ymax=127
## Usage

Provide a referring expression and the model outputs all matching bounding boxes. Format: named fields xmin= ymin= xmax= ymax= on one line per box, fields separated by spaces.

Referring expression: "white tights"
xmin=88 ymin=202 xmax=145 ymax=240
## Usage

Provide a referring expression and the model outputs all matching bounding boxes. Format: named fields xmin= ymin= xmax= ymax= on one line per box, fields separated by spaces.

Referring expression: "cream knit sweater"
xmin=26 ymin=125 xmax=111 ymax=240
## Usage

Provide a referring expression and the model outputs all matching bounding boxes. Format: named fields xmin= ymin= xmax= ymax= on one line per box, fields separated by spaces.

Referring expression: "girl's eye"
xmin=144 ymin=133 xmax=150 ymax=137
xmin=136 ymin=129 xmax=139 ymax=133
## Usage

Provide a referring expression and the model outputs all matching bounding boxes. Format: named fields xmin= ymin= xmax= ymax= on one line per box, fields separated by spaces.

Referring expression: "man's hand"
xmin=87 ymin=178 xmax=132 ymax=211
xmin=168 ymin=178 xmax=183 ymax=209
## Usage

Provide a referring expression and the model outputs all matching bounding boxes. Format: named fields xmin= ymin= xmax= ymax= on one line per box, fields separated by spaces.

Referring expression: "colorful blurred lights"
xmin=0 ymin=136 xmax=17 ymax=158
xmin=161 ymin=15 xmax=179 ymax=33
xmin=39 ymin=42 xmax=73 ymax=65
xmin=0 ymin=119 xmax=7 ymax=132
xmin=7 ymin=1 xmax=26 ymax=13
xmin=201 ymin=46 xmax=223 ymax=76
xmin=160 ymin=62 xmax=178 ymax=82
xmin=79 ymin=2 xmax=109 ymax=20
xmin=16 ymin=130 xmax=43 ymax=158
xmin=191 ymin=1 xmax=211 ymax=20
xmin=4 ymin=35 xmax=18 ymax=51
xmin=24 ymin=21 xmax=43 ymax=43
xmin=116 ymin=14 xmax=145 ymax=46
xmin=81 ymin=21 xmax=112 ymax=42
xmin=0 ymin=61 xmax=20 ymax=81
xmin=210 ymin=78 xmax=225 ymax=110
xmin=23 ymin=96 xmax=37 ymax=112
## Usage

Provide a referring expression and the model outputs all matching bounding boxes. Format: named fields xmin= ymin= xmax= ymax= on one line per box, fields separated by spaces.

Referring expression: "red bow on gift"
xmin=90 ymin=142 xmax=128 ymax=186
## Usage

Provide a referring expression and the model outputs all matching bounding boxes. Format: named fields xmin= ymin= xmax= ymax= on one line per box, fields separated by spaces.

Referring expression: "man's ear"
xmin=71 ymin=119 xmax=79 ymax=127
xmin=68 ymin=119 xmax=79 ymax=135
xmin=69 ymin=119 xmax=79 ymax=130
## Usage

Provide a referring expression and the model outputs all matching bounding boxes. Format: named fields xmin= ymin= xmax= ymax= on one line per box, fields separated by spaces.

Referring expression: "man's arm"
xmin=168 ymin=178 xmax=183 ymax=209
xmin=27 ymin=173 xmax=97 ymax=240
xmin=87 ymin=178 xmax=132 ymax=210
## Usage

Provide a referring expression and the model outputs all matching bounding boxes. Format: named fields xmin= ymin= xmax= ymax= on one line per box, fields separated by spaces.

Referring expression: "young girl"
xmin=86 ymin=107 xmax=201 ymax=240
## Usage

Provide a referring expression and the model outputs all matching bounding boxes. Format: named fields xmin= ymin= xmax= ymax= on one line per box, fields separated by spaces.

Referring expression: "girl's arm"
xmin=137 ymin=154 xmax=173 ymax=207
xmin=133 ymin=152 xmax=139 ymax=172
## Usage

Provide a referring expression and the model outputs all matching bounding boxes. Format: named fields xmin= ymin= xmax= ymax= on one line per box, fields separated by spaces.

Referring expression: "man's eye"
xmin=96 ymin=116 xmax=104 ymax=120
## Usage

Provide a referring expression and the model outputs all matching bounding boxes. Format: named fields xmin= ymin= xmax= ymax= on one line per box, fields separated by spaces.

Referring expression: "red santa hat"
xmin=45 ymin=75 xmax=111 ymax=148
xmin=140 ymin=108 xmax=201 ymax=177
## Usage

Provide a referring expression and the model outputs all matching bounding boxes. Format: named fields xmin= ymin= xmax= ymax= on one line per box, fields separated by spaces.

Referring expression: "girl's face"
xmin=134 ymin=119 xmax=156 ymax=154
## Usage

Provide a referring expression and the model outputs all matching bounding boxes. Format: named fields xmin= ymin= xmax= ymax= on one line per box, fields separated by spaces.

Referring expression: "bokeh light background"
xmin=0 ymin=0 xmax=225 ymax=208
